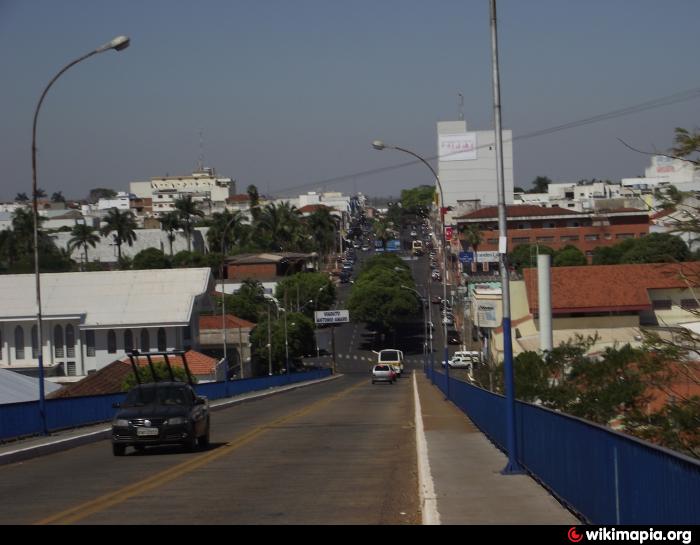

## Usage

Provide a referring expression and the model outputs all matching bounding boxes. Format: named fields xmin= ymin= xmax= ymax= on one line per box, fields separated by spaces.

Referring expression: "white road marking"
xmin=413 ymin=373 xmax=441 ymax=525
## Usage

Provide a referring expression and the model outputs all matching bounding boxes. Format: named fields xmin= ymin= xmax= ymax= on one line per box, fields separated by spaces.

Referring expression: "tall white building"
xmin=130 ymin=167 xmax=235 ymax=217
xmin=437 ymin=120 xmax=514 ymax=209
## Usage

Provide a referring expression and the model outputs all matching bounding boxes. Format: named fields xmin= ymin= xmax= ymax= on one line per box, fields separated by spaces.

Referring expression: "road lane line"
xmin=413 ymin=373 xmax=440 ymax=525
xmin=35 ymin=379 xmax=365 ymax=525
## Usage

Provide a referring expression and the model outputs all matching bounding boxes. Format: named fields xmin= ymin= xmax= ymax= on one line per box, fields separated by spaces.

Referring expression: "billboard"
xmin=476 ymin=301 xmax=500 ymax=328
xmin=315 ymin=310 xmax=350 ymax=325
xmin=438 ymin=132 xmax=478 ymax=161
xmin=386 ymin=239 xmax=401 ymax=252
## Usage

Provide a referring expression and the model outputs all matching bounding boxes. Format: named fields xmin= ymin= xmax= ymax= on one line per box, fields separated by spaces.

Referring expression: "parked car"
xmin=371 ymin=364 xmax=396 ymax=384
xmin=431 ymin=296 xmax=442 ymax=304
xmin=111 ymin=382 xmax=210 ymax=456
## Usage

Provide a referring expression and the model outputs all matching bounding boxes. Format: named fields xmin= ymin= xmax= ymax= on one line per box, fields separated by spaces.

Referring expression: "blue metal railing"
xmin=428 ymin=368 xmax=700 ymax=525
xmin=0 ymin=369 xmax=331 ymax=442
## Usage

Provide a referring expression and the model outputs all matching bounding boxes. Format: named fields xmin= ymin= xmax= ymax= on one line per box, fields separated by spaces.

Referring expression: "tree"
xmin=207 ymin=209 xmax=245 ymax=256
xmin=508 ymin=244 xmax=555 ymax=272
xmin=249 ymin=311 xmax=316 ymax=373
xmin=400 ymin=185 xmax=435 ymax=216
xmin=303 ymin=207 xmax=337 ymax=261
xmin=122 ymin=362 xmax=195 ymax=390
xmin=529 ymin=176 xmax=552 ymax=194
xmin=34 ymin=188 xmax=47 ymax=198
xmin=15 ymin=193 xmax=29 ymax=202
xmin=460 ymin=224 xmax=482 ymax=254
xmin=100 ymin=208 xmax=138 ymax=263
xmin=274 ymin=272 xmax=336 ymax=318
xmin=132 ymin=248 xmax=170 ymax=270
xmin=172 ymin=250 xmax=207 ymax=268
xmin=88 ymin=188 xmax=117 ymax=203
xmin=159 ymin=212 xmax=181 ymax=256
xmin=257 ymin=202 xmax=305 ymax=252
xmin=51 ymin=191 xmax=66 ymax=203
xmin=220 ymin=279 xmax=266 ymax=323
xmin=553 ymin=245 xmax=587 ymax=267
xmin=669 ymin=127 xmax=700 ymax=166
xmin=174 ymin=195 xmax=205 ymax=253
xmin=247 ymin=184 xmax=261 ymax=223
xmin=68 ymin=223 xmax=100 ymax=268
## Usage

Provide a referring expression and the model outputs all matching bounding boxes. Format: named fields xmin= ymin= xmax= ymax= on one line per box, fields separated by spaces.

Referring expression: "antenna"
xmin=197 ymin=128 xmax=204 ymax=172
xmin=458 ymin=93 xmax=465 ymax=121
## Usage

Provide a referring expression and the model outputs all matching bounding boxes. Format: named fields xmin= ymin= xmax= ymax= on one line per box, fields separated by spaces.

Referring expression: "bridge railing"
xmin=428 ymin=368 xmax=700 ymax=525
xmin=0 ymin=369 xmax=331 ymax=442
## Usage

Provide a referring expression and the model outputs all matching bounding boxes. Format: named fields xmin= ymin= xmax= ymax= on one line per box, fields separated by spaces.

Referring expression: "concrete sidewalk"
xmin=414 ymin=371 xmax=580 ymax=525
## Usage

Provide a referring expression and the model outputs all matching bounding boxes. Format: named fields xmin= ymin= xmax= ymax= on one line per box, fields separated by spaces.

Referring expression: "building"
xmin=0 ymin=268 xmax=214 ymax=379
xmin=223 ymin=253 xmax=316 ymax=283
xmin=198 ymin=314 xmax=255 ymax=377
xmin=454 ymin=204 xmax=650 ymax=267
xmin=473 ymin=262 xmax=700 ymax=363
xmin=130 ymin=167 xmax=235 ymax=218
xmin=437 ymin=120 xmax=514 ymax=208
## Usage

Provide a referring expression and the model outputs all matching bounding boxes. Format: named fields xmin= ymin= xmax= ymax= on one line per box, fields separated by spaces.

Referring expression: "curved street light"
xmin=400 ymin=285 xmax=428 ymax=373
xmin=373 ymin=140 xmax=451 ymax=398
xmin=31 ymin=36 xmax=130 ymax=435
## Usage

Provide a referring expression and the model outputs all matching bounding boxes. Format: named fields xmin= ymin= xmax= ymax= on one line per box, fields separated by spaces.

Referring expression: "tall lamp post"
xmin=372 ymin=140 xmax=450 ymax=399
xmin=401 ymin=285 xmax=428 ymax=373
xmin=264 ymin=294 xmax=289 ymax=377
xmin=32 ymin=36 xmax=130 ymax=435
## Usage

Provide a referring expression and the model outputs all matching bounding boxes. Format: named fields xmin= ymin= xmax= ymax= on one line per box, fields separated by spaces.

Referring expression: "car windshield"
xmin=379 ymin=351 xmax=400 ymax=362
xmin=124 ymin=386 xmax=191 ymax=407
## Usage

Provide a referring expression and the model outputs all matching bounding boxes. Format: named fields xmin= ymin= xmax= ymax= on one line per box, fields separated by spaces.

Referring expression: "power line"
xmin=275 ymin=85 xmax=700 ymax=196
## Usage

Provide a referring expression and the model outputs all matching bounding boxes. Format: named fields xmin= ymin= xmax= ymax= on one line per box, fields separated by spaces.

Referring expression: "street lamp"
xmin=220 ymin=213 xmax=243 ymax=382
xmin=401 ymin=285 xmax=428 ymax=373
xmin=264 ymin=294 xmax=289 ymax=377
xmin=373 ymin=140 xmax=451 ymax=399
xmin=31 ymin=35 xmax=130 ymax=435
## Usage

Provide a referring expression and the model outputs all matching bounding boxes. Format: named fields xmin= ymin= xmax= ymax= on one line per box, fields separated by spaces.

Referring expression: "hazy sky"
xmin=1 ymin=0 xmax=698 ymax=201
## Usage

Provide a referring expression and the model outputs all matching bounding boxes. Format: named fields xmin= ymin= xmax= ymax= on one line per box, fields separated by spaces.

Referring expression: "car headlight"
xmin=113 ymin=419 xmax=129 ymax=427
xmin=166 ymin=417 xmax=187 ymax=426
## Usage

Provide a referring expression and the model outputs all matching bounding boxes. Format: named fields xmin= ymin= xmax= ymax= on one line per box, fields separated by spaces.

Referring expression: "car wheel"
xmin=112 ymin=444 xmax=126 ymax=457
xmin=198 ymin=421 xmax=210 ymax=449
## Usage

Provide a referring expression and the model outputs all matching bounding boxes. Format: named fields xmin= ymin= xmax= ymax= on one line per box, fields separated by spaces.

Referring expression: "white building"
xmin=437 ymin=120 xmax=514 ymax=208
xmin=97 ymin=192 xmax=132 ymax=211
xmin=0 ymin=268 xmax=214 ymax=378
xmin=130 ymin=167 xmax=235 ymax=218
xmin=644 ymin=155 xmax=700 ymax=190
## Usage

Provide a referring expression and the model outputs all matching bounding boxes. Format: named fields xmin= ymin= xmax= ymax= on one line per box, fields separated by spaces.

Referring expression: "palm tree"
xmin=207 ymin=209 xmax=245 ymax=254
xmin=304 ymin=207 xmax=337 ymax=261
xmin=159 ymin=211 xmax=182 ymax=256
xmin=258 ymin=202 xmax=303 ymax=252
xmin=68 ymin=223 xmax=100 ymax=269
xmin=100 ymin=208 xmax=138 ymax=262
xmin=174 ymin=195 xmax=205 ymax=252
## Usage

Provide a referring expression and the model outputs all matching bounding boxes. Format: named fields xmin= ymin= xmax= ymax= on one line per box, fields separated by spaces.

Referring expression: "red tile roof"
xmin=227 ymin=194 xmax=251 ymax=203
xmin=523 ymin=262 xmax=700 ymax=314
xmin=456 ymin=205 xmax=584 ymax=220
xmin=298 ymin=204 xmax=331 ymax=214
xmin=200 ymin=314 xmax=255 ymax=330
xmin=47 ymin=350 xmax=219 ymax=398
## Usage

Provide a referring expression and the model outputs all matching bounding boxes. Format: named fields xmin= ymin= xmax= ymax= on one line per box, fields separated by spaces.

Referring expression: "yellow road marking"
xmin=36 ymin=379 xmax=364 ymax=525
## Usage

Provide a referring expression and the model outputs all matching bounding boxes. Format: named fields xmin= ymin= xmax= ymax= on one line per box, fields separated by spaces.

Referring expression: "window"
xmin=681 ymin=299 xmax=699 ymax=310
xmin=66 ymin=362 xmax=77 ymax=376
xmin=141 ymin=329 xmax=150 ymax=351
xmin=15 ymin=326 xmax=25 ymax=360
xmin=124 ymin=329 xmax=134 ymax=352
xmin=512 ymin=237 xmax=530 ymax=244
xmin=31 ymin=325 xmax=39 ymax=359
xmin=66 ymin=325 xmax=75 ymax=358
xmin=560 ymin=236 xmax=579 ymax=242
xmin=157 ymin=328 xmax=167 ymax=351
xmin=652 ymin=300 xmax=672 ymax=310
xmin=54 ymin=325 xmax=64 ymax=358
xmin=107 ymin=330 xmax=117 ymax=354
xmin=536 ymin=236 xmax=555 ymax=243
xmin=585 ymin=234 xmax=599 ymax=241
xmin=616 ymin=233 xmax=635 ymax=240
xmin=86 ymin=330 xmax=95 ymax=357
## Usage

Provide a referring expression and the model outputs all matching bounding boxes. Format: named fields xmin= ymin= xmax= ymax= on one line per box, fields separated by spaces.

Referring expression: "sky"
xmin=1 ymin=0 xmax=699 ymax=201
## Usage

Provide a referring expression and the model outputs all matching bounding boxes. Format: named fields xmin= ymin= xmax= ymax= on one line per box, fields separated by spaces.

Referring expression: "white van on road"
xmin=373 ymin=349 xmax=405 ymax=377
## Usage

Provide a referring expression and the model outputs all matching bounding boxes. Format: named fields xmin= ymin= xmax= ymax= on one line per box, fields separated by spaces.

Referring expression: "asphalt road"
xmin=0 ymin=373 xmax=419 ymax=525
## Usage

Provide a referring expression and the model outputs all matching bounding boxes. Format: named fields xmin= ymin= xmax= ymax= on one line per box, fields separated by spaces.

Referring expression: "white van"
xmin=452 ymin=350 xmax=482 ymax=367
xmin=374 ymin=349 xmax=404 ymax=377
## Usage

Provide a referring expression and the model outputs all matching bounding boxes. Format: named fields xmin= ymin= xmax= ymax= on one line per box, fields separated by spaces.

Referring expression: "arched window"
xmin=140 ymin=329 xmax=150 ymax=352
xmin=124 ymin=329 xmax=133 ymax=352
xmin=107 ymin=330 xmax=117 ymax=354
xmin=15 ymin=326 xmax=25 ymax=360
xmin=54 ymin=325 xmax=64 ymax=358
xmin=65 ymin=325 xmax=75 ymax=358
xmin=31 ymin=325 xmax=39 ymax=359
xmin=157 ymin=328 xmax=167 ymax=351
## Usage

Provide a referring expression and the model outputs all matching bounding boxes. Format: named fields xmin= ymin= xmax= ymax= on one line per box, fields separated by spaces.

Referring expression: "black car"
xmin=111 ymin=382 xmax=210 ymax=456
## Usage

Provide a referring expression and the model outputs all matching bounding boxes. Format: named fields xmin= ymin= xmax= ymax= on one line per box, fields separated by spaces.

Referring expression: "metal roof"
xmin=0 ymin=268 xmax=212 ymax=328
xmin=0 ymin=368 xmax=62 ymax=405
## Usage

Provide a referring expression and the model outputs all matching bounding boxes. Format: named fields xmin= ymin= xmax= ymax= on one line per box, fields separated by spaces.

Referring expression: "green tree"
xmin=257 ymin=201 xmax=305 ymax=252
xmin=247 ymin=184 xmax=261 ymax=223
xmin=220 ymin=279 xmax=266 ymax=323
xmin=132 ymin=247 xmax=171 ymax=270
xmin=207 ymin=209 xmax=245 ymax=255
xmin=100 ymin=208 xmax=138 ymax=263
xmin=174 ymin=195 xmax=205 ymax=252
xmin=400 ymin=185 xmax=435 ymax=216
xmin=508 ymin=244 xmax=555 ymax=272
xmin=274 ymin=272 xmax=336 ymax=318
xmin=620 ymin=233 xmax=690 ymax=264
xmin=68 ymin=223 xmax=100 ymax=268
xmin=669 ymin=127 xmax=700 ymax=166
xmin=51 ymin=191 xmax=66 ymax=203
xmin=529 ymin=176 xmax=552 ymax=194
xmin=303 ymin=207 xmax=337 ymax=261
xmin=88 ymin=188 xmax=117 ymax=203
xmin=15 ymin=192 xmax=29 ymax=202
xmin=553 ymin=245 xmax=587 ymax=267
xmin=159 ymin=211 xmax=181 ymax=256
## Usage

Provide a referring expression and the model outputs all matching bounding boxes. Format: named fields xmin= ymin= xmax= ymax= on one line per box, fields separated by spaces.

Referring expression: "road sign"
xmin=386 ymin=239 xmax=401 ymax=252
xmin=314 ymin=310 xmax=350 ymax=325
xmin=459 ymin=251 xmax=474 ymax=263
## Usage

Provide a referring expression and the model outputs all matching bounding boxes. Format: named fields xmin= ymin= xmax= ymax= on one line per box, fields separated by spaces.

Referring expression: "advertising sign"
xmin=476 ymin=301 xmax=500 ymax=328
xmin=438 ymin=132 xmax=478 ymax=161
xmin=386 ymin=239 xmax=401 ymax=252
xmin=315 ymin=310 xmax=350 ymax=325
xmin=476 ymin=251 xmax=500 ymax=263
xmin=444 ymin=226 xmax=453 ymax=241
xmin=459 ymin=251 xmax=474 ymax=263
